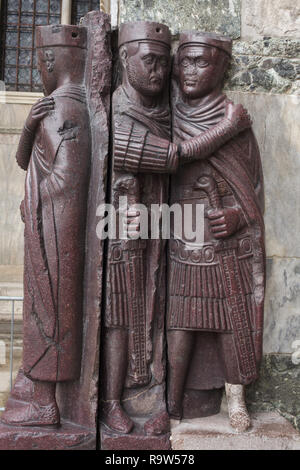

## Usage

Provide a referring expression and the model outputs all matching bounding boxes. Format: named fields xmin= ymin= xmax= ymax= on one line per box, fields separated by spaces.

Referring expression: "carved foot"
xmin=225 ymin=383 xmax=251 ymax=432
xmin=144 ymin=411 xmax=170 ymax=436
xmin=1 ymin=400 xmax=60 ymax=427
xmin=101 ymin=400 xmax=134 ymax=434
xmin=167 ymin=399 xmax=182 ymax=421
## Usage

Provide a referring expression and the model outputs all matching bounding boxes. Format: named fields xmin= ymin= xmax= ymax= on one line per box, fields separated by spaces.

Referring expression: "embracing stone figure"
xmin=101 ymin=22 xmax=256 ymax=447
xmin=101 ymin=22 xmax=174 ymax=445
xmin=167 ymin=32 xmax=265 ymax=432
xmin=0 ymin=16 xmax=265 ymax=449
xmin=1 ymin=25 xmax=91 ymax=427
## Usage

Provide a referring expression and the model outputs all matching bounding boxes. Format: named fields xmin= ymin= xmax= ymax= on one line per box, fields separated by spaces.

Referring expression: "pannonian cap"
xmin=178 ymin=31 xmax=232 ymax=57
xmin=118 ymin=21 xmax=171 ymax=48
xmin=36 ymin=25 xmax=87 ymax=49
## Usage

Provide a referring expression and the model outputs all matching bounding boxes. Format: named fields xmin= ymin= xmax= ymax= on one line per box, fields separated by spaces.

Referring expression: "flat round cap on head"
xmin=178 ymin=31 xmax=232 ymax=57
xmin=118 ymin=21 xmax=171 ymax=48
xmin=36 ymin=25 xmax=87 ymax=49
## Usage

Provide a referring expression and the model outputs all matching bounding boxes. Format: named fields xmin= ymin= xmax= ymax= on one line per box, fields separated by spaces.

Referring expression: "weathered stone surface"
xmin=171 ymin=410 xmax=300 ymax=450
xmin=101 ymin=418 xmax=171 ymax=450
xmin=227 ymin=92 xmax=300 ymax=258
xmin=225 ymin=39 xmax=300 ymax=94
xmin=119 ymin=0 xmax=241 ymax=38
xmin=56 ymin=11 xmax=112 ymax=430
xmin=0 ymin=421 xmax=96 ymax=450
xmin=241 ymin=0 xmax=300 ymax=39
xmin=233 ymin=38 xmax=300 ymax=58
xmin=246 ymin=354 xmax=300 ymax=432
xmin=0 ymin=12 xmax=111 ymax=451
xmin=263 ymin=258 xmax=300 ymax=354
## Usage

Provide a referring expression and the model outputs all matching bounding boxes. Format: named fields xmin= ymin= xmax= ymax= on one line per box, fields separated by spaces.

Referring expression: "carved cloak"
xmin=106 ymin=84 xmax=171 ymax=388
xmin=21 ymin=85 xmax=90 ymax=382
xmin=170 ymin=91 xmax=265 ymax=386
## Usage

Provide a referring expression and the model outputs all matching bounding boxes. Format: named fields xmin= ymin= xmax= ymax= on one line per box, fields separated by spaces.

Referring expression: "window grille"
xmin=0 ymin=0 xmax=61 ymax=92
xmin=71 ymin=0 xmax=99 ymax=25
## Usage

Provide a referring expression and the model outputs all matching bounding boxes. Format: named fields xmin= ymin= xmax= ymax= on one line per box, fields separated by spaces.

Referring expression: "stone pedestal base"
xmin=171 ymin=411 xmax=300 ymax=450
xmin=183 ymin=388 xmax=223 ymax=418
xmin=100 ymin=419 xmax=171 ymax=450
xmin=0 ymin=421 xmax=96 ymax=450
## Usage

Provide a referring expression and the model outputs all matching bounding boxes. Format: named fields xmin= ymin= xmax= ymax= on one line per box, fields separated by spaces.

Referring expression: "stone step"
xmin=171 ymin=410 xmax=300 ymax=450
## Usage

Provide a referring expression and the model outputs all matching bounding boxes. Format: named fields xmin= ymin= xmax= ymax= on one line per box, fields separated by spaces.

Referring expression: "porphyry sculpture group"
xmin=0 ymin=10 xmax=265 ymax=451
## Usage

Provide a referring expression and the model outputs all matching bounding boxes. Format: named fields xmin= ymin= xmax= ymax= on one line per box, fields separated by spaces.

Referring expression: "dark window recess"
xmin=71 ymin=0 xmax=99 ymax=25
xmin=0 ymin=0 xmax=61 ymax=92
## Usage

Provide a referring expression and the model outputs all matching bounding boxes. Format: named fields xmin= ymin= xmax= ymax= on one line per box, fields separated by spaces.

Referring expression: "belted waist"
xmin=169 ymin=235 xmax=253 ymax=266
xmin=109 ymin=239 xmax=147 ymax=263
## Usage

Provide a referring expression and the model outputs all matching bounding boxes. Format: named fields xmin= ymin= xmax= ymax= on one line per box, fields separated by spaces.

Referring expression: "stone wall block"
xmin=119 ymin=0 xmax=241 ymax=38
xmin=242 ymin=0 xmax=300 ymax=39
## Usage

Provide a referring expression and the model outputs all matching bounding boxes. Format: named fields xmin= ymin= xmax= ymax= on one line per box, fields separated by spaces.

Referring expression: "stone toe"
xmin=229 ymin=409 xmax=251 ymax=433
xmin=144 ymin=411 xmax=170 ymax=436
xmin=101 ymin=401 xmax=134 ymax=434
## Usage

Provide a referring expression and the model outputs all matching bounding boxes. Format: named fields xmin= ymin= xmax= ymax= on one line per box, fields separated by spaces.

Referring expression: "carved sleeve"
xmin=114 ymin=125 xmax=179 ymax=174
xmin=15 ymin=125 xmax=35 ymax=171
xmin=178 ymin=117 xmax=250 ymax=163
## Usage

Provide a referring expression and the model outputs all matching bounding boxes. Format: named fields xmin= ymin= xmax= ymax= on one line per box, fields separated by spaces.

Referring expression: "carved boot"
xmin=101 ymin=400 xmax=134 ymax=434
xmin=144 ymin=410 xmax=170 ymax=436
xmin=225 ymin=383 xmax=251 ymax=432
xmin=167 ymin=396 xmax=182 ymax=421
xmin=1 ymin=400 xmax=60 ymax=427
xmin=1 ymin=379 xmax=59 ymax=427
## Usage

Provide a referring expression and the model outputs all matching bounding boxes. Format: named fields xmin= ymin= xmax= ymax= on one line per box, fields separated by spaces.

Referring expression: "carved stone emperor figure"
xmin=1 ymin=25 xmax=90 ymax=427
xmin=101 ymin=22 xmax=257 ymax=445
xmin=101 ymin=21 xmax=174 ymax=440
xmin=167 ymin=32 xmax=265 ymax=431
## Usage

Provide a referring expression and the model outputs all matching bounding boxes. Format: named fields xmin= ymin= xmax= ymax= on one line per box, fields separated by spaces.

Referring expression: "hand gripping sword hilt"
xmin=194 ymin=175 xmax=222 ymax=210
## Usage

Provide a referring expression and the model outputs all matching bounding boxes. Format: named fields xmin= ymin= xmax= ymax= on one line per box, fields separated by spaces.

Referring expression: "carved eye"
xmin=160 ymin=56 xmax=168 ymax=67
xmin=180 ymin=58 xmax=191 ymax=67
xmin=143 ymin=55 xmax=154 ymax=65
xmin=196 ymin=58 xmax=209 ymax=68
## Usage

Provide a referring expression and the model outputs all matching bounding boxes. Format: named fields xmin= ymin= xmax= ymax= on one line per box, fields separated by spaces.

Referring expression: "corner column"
xmin=61 ymin=0 xmax=72 ymax=25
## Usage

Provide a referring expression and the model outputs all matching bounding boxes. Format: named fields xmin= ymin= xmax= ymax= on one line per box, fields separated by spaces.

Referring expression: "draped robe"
xmin=169 ymin=90 xmax=265 ymax=386
xmin=106 ymin=84 xmax=171 ymax=389
xmin=20 ymin=85 xmax=90 ymax=382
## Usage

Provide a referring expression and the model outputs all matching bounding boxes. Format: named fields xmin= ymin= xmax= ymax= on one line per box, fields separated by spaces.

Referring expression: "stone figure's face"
xmin=124 ymin=41 xmax=170 ymax=96
xmin=178 ymin=45 xmax=227 ymax=99
xmin=37 ymin=48 xmax=56 ymax=95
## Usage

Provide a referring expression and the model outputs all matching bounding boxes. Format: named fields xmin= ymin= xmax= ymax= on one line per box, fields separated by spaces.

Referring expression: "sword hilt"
xmin=114 ymin=175 xmax=140 ymax=206
xmin=194 ymin=175 xmax=222 ymax=210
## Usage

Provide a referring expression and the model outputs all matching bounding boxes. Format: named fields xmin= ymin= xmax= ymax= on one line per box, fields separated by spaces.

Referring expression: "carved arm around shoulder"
xmin=179 ymin=102 xmax=252 ymax=163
